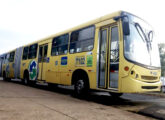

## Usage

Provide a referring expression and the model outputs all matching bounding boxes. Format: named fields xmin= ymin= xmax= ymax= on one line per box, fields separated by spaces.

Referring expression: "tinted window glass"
xmin=22 ymin=47 xmax=29 ymax=60
xmin=110 ymin=26 xmax=119 ymax=62
xmin=38 ymin=46 xmax=43 ymax=62
xmin=44 ymin=45 xmax=48 ymax=57
xmin=5 ymin=54 xmax=7 ymax=59
xmin=51 ymin=34 xmax=69 ymax=56
xmin=70 ymin=26 xmax=95 ymax=53
xmin=28 ymin=44 xmax=38 ymax=59
xmin=9 ymin=51 xmax=15 ymax=62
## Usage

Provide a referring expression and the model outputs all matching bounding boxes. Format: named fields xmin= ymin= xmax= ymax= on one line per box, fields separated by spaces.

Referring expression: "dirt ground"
xmin=0 ymin=78 xmax=153 ymax=120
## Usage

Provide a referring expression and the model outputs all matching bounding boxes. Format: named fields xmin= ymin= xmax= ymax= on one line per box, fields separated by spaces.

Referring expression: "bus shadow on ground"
xmin=9 ymin=80 xmax=158 ymax=119
xmin=10 ymin=80 xmax=144 ymax=107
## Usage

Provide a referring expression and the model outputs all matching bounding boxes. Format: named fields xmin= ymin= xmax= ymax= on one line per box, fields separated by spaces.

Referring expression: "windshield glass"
xmin=123 ymin=13 xmax=160 ymax=68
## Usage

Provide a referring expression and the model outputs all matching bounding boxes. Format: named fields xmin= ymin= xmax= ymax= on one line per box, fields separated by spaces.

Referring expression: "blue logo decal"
xmin=61 ymin=57 xmax=67 ymax=66
xmin=29 ymin=60 xmax=37 ymax=80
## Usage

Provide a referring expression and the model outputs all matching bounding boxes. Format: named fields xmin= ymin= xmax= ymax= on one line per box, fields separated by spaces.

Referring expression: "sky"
xmin=0 ymin=0 xmax=165 ymax=54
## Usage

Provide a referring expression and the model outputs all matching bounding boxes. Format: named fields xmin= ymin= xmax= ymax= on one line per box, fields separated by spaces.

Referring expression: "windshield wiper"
xmin=134 ymin=23 xmax=148 ymax=42
xmin=148 ymin=30 xmax=153 ymax=50
xmin=134 ymin=23 xmax=152 ymax=51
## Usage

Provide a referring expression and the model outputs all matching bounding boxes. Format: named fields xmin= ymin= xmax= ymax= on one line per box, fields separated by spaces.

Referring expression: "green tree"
xmin=159 ymin=43 xmax=165 ymax=76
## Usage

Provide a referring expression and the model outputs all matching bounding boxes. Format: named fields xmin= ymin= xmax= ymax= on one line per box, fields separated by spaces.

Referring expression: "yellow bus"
xmin=0 ymin=11 xmax=161 ymax=96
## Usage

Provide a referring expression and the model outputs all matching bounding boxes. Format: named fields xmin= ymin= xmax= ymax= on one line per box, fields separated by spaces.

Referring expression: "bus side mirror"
xmin=123 ymin=21 xmax=130 ymax=35
xmin=114 ymin=15 xmax=130 ymax=36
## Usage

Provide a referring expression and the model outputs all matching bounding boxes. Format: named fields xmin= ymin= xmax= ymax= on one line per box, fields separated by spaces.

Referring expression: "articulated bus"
xmin=0 ymin=11 xmax=161 ymax=96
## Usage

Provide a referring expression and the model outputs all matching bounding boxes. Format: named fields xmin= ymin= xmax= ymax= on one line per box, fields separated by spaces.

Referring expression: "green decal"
xmin=87 ymin=56 xmax=93 ymax=67
xmin=30 ymin=69 xmax=37 ymax=80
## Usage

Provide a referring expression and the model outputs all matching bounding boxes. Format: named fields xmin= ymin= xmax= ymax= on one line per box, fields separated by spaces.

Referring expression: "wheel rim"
xmin=76 ymin=79 xmax=84 ymax=94
xmin=24 ymin=77 xmax=28 ymax=84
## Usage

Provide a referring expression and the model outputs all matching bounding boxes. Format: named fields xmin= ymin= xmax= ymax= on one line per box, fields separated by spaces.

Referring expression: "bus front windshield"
xmin=123 ymin=13 xmax=160 ymax=68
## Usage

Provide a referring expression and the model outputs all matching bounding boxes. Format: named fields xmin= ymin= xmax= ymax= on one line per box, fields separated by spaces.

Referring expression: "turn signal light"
xmin=124 ymin=66 xmax=129 ymax=71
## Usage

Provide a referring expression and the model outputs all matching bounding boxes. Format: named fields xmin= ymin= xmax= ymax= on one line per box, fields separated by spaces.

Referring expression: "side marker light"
xmin=124 ymin=66 xmax=129 ymax=71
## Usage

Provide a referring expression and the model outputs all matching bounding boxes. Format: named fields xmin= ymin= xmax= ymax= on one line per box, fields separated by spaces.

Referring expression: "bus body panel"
xmin=46 ymin=54 xmax=60 ymax=84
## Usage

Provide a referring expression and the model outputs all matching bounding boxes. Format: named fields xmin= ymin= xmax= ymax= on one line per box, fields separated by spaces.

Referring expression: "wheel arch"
xmin=23 ymin=69 xmax=29 ymax=79
xmin=71 ymin=69 xmax=89 ymax=87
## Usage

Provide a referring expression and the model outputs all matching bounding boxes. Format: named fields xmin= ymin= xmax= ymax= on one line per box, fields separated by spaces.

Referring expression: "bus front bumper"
xmin=120 ymin=77 xmax=161 ymax=93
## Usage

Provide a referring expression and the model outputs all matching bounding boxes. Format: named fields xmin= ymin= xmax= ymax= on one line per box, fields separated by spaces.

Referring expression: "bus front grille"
xmin=142 ymin=86 xmax=158 ymax=89
xmin=141 ymin=76 xmax=158 ymax=80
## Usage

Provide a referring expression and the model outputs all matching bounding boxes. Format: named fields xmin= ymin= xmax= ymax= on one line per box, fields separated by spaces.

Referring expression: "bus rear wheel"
xmin=3 ymin=72 xmax=7 ymax=81
xmin=2 ymin=72 xmax=10 ymax=81
xmin=23 ymin=74 xmax=29 ymax=85
xmin=74 ymin=78 xmax=89 ymax=97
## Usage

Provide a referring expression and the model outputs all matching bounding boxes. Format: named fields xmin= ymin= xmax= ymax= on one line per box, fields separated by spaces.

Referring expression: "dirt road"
xmin=0 ymin=78 xmax=152 ymax=120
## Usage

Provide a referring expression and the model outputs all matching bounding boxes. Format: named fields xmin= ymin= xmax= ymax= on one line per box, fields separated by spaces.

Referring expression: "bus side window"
xmin=51 ymin=34 xmax=69 ymax=56
xmin=6 ymin=54 xmax=10 ymax=62
xmin=38 ymin=46 xmax=43 ymax=62
xmin=28 ymin=44 xmax=38 ymax=59
xmin=22 ymin=46 xmax=29 ymax=60
xmin=69 ymin=26 xmax=95 ymax=53
xmin=9 ymin=51 xmax=15 ymax=62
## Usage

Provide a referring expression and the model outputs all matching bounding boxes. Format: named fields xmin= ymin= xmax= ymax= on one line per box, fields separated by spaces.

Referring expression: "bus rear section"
xmin=2 ymin=47 xmax=23 ymax=80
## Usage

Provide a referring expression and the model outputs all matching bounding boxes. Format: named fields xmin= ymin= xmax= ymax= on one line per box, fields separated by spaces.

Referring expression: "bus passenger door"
xmin=98 ymin=25 xmax=119 ymax=90
xmin=109 ymin=26 xmax=119 ymax=89
xmin=98 ymin=28 xmax=109 ymax=88
xmin=38 ymin=44 xmax=48 ymax=80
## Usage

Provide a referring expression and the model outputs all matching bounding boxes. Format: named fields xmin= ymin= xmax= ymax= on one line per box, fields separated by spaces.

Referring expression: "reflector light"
xmin=124 ymin=66 xmax=129 ymax=71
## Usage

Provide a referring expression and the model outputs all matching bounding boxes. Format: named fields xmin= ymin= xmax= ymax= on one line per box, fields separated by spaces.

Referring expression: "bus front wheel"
xmin=74 ymin=78 xmax=89 ymax=96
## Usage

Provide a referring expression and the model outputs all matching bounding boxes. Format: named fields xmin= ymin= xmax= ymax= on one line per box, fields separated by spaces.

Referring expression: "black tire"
xmin=3 ymin=72 xmax=11 ymax=82
xmin=74 ymin=77 xmax=89 ymax=97
xmin=23 ymin=73 xmax=29 ymax=85
xmin=3 ymin=72 xmax=7 ymax=81
xmin=109 ymin=92 xmax=123 ymax=97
